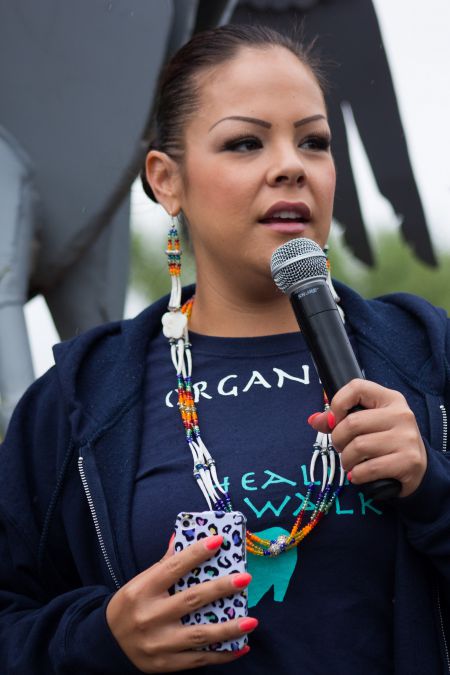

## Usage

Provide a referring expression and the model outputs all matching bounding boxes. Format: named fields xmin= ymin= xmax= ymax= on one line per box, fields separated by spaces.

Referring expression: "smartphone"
xmin=173 ymin=510 xmax=248 ymax=652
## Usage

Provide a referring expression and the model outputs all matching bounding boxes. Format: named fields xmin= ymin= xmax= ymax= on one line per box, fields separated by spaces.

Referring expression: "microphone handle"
xmin=290 ymin=281 xmax=401 ymax=500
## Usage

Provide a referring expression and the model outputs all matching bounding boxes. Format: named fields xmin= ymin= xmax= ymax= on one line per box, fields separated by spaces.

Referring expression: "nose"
xmin=266 ymin=148 xmax=306 ymax=187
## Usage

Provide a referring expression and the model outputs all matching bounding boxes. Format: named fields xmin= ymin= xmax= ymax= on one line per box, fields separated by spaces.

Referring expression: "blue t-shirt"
xmin=132 ymin=329 xmax=397 ymax=674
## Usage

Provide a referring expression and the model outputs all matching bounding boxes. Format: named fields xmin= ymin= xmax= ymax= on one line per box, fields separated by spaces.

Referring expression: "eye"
xmin=300 ymin=134 xmax=331 ymax=151
xmin=222 ymin=136 xmax=263 ymax=153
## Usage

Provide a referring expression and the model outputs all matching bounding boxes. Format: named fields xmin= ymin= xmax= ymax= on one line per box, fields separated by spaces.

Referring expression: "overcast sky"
xmin=26 ymin=0 xmax=450 ymax=376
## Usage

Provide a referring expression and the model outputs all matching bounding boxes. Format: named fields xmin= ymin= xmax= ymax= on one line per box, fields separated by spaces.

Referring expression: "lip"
xmin=261 ymin=222 xmax=309 ymax=234
xmin=259 ymin=201 xmax=312 ymax=222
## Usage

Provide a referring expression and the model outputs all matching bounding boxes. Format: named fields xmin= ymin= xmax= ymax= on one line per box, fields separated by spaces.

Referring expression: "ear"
xmin=145 ymin=150 xmax=182 ymax=215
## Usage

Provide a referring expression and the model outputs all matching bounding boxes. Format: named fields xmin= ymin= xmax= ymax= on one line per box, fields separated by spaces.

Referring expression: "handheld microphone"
xmin=270 ymin=237 xmax=401 ymax=501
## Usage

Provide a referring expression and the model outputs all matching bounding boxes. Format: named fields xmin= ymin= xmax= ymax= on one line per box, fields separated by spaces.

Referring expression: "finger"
xmin=307 ymin=411 xmax=330 ymax=433
xmin=126 ymin=535 xmax=224 ymax=600
xmin=335 ymin=405 xmax=422 ymax=464
xmin=348 ymin=452 xmax=402 ymax=487
xmin=308 ymin=382 xmax=404 ymax=433
xmin=329 ymin=379 xmax=403 ymax=424
xmin=346 ymin=435 xmax=427 ymax=496
xmin=169 ymin=616 xmax=258 ymax=652
xmin=339 ymin=429 xmax=399 ymax=472
xmin=164 ymin=572 xmax=252 ymax=621
xmin=140 ymin=645 xmax=250 ymax=673
xmin=331 ymin=408 xmax=397 ymax=453
xmin=150 ymin=535 xmax=226 ymax=594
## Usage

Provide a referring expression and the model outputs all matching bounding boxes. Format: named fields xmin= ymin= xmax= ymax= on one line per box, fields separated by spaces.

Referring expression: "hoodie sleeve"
xmin=398 ymin=439 xmax=450 ymax=574
xmin=397 ymin=317 xmax=450 ymax=598
xmin=397 ymin=434 xmax=450 ymax=647
xmin=0 ymin=369 xmax=141 ymax=674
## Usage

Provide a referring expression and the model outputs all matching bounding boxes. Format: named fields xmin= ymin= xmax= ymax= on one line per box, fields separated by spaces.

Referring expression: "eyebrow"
xmin=208 ymin=114 xmax=326 ymax=132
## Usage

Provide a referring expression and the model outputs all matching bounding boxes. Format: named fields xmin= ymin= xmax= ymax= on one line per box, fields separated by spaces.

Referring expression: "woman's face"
xmin=177 ymin=46 xmax=336 ymax=291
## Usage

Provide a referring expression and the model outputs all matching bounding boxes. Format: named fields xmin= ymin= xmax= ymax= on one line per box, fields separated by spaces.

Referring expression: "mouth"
xmin=258 ymin=201 xmax=311 ymax=232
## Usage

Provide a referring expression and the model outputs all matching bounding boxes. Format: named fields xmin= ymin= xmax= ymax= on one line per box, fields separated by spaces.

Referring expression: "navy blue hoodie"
xmin=0 ymin=282 xmax=449 ymax=674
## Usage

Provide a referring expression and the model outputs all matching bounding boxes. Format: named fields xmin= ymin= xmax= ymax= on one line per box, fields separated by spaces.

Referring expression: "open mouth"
xmin=259 ymin=213 xmax=308 ymax=225
xmin=259 ymin=203 xmax=312 ymax=226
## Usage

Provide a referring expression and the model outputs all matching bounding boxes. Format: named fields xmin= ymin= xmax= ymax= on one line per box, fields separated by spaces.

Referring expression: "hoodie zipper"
xmin=78 ymin=456 xmax=121 ymax=590
xmin=440 ymin=404 xmax=448 ymax=452
xmin=437 ymin=403 xmax=450 ymax=672
xmin=437 ymin=586 xmax=450 ymax=673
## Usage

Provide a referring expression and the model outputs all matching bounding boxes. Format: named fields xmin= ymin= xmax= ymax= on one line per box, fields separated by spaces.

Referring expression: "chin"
xmin=302 ymin=230 xmax=328 ymax=250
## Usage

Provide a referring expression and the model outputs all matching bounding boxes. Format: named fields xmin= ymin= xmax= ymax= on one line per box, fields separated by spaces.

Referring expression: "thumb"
xmin=307 ymin=410 xmax=332 ymax=433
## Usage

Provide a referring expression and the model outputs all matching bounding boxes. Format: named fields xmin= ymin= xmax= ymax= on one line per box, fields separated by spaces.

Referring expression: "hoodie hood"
xmin=52 ymin=292 xmax=171 ymax=444
xmin=335 ymin=281 xmax=449 ymax=395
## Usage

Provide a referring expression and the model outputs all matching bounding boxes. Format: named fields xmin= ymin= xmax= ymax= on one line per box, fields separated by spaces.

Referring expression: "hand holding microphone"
xmin=270 ymin=238 xmax=427 ymax=500
xmin=308 ymin=378 xmax=427 ymax=499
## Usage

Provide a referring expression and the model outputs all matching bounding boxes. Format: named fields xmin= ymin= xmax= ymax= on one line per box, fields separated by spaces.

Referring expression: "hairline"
xmin=174 ymin=44 xmax=324 ymax=160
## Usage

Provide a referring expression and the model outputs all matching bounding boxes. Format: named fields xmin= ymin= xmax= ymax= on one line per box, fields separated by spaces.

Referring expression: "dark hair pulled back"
xmin=141 ymin=23 xmax=326 ymax=202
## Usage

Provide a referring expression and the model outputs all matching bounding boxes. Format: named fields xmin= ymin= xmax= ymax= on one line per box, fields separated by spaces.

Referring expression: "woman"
xmin=0 ymin=24 xmax=449 ymax=675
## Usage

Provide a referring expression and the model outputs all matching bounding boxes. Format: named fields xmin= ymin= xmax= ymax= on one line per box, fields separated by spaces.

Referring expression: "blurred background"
xmin=5 ymin=0 xmax=450 ymax=383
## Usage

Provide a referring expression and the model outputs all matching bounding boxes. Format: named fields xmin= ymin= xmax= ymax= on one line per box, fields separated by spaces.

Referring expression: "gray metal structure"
xmin=0 ymin=0 xmax=235 ymax=434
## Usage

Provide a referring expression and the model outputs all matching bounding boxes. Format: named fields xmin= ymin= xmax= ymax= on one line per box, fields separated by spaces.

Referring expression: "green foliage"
xmin=130 ymin=228 xmax=450 ymax=314
xmin=328 ymin=231 xmax=450 ymax=313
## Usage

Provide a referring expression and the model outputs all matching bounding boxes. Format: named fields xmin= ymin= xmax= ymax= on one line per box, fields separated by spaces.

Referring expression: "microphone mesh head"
xmin=270 ymin=238 xmax=328 ymax=294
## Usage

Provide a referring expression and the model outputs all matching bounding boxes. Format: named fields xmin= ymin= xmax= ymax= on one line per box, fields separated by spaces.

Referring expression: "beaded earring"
xmin=161 ymin=228 xmax=345 ymax=557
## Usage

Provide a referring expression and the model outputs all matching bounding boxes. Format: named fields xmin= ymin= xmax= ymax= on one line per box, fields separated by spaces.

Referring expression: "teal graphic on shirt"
xmin=247 ymin=527 xmax=297 ymax=608
xmin=225 ymin=470 xmax=384 ymax=608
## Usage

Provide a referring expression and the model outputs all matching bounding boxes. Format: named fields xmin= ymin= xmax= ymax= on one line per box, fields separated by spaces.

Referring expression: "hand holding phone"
xmin=173 ymin=510 xmax=249 ymax=651
xmin=106 ymin=531 xmax=255 ymax=672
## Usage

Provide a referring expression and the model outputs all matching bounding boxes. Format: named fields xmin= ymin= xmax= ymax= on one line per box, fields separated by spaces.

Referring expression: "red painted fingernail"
xmin=204 ymin=535 xmax=223 ymax=551
xmin=347 ymin=471 xmax=352 ymax=482
xmin=239 ymin=617 xmax=259 ymax=632
xmin=327 ymin=411 xmax=336 ymax=429
xmin=231 ymin=572 xmax=252 ymax=589
xmin=234 ymin=646 xmax=251 ymax=657
xmin=168 ymin=532 xmax=175 ymax=546
xmin=307 ymin=412 xmax=321 ymax=425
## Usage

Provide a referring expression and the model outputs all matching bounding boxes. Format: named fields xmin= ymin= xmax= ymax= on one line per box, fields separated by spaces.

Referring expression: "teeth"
xmin=271 ymin=210 xmax=302 ymax=219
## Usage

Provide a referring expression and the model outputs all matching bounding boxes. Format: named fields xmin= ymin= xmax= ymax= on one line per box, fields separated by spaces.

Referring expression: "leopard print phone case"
xmin=173 ymin=510 xmax=248 ymax=651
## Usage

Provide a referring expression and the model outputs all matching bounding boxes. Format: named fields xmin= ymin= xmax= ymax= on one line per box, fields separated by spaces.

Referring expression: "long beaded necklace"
xmin=161 ymin=219 xmax=345 ymax=557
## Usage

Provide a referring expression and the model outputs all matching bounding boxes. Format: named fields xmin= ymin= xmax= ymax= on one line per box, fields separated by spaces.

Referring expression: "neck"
xmin=187 ymin=275 xmax=300 ymax=337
